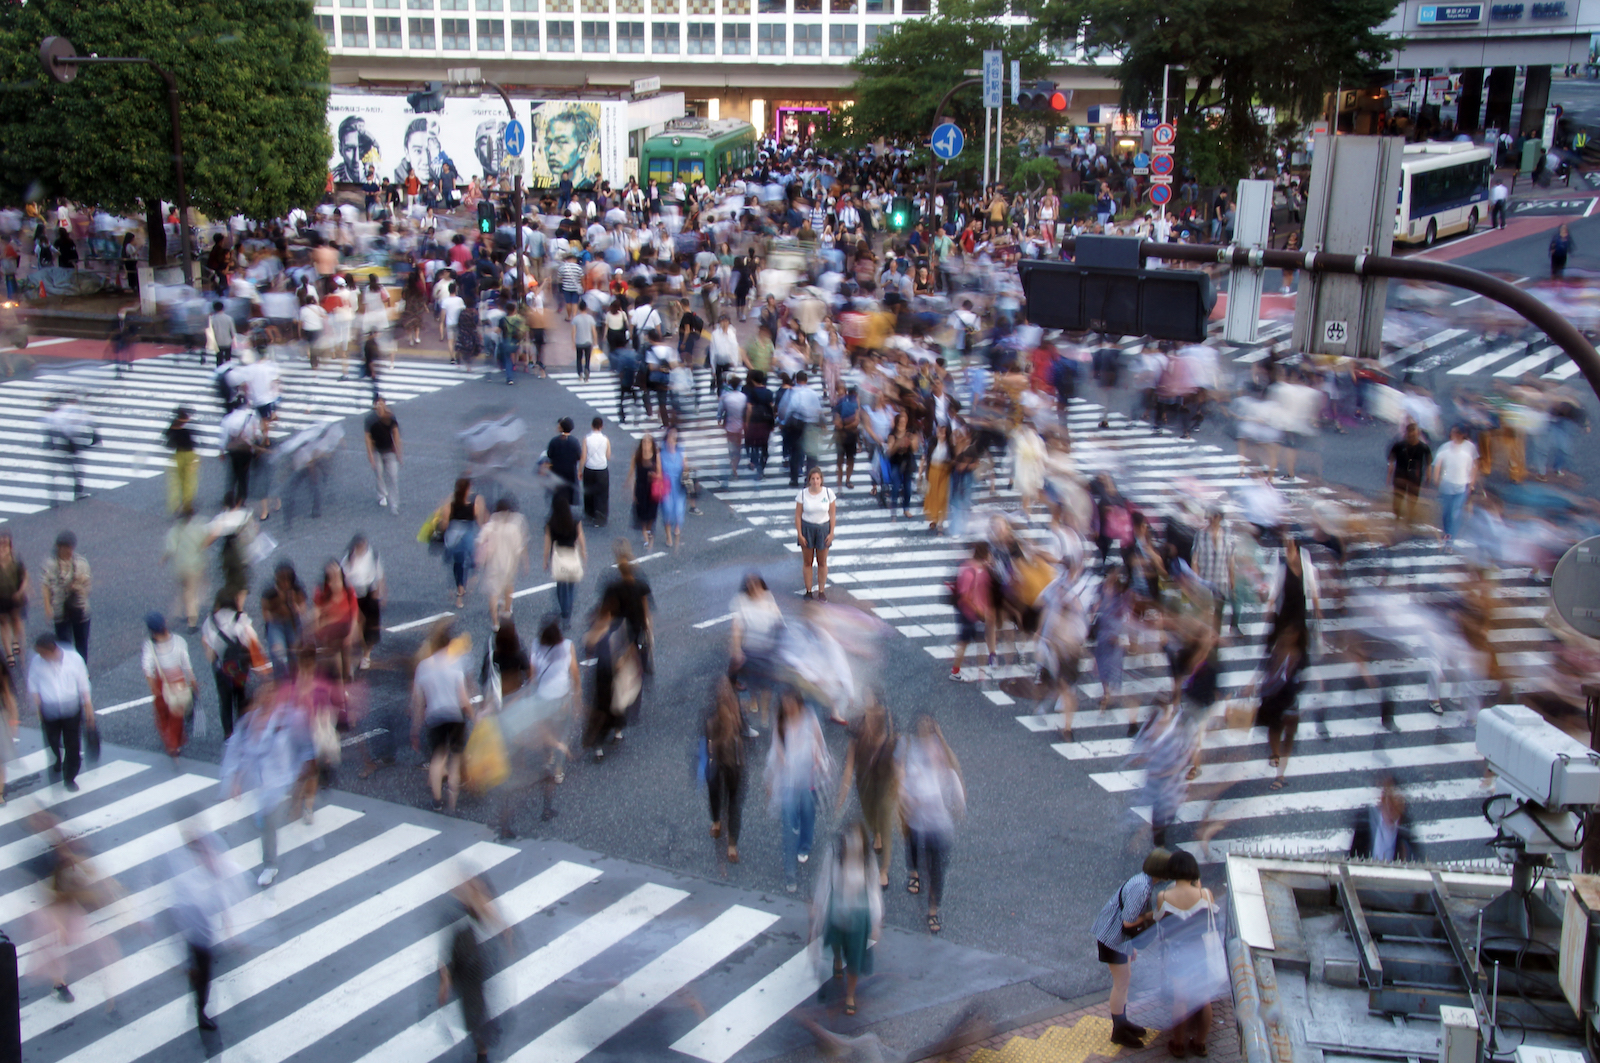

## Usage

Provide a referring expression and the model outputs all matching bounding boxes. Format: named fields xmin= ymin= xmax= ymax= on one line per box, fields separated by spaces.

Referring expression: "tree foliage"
xmin=0 ymin=0 xmax=330 ymax=224
xmin=1037 ymin=0 xmax=1393 ymax=181
xmin=832 ymin=0 xmax=1054 ymax=147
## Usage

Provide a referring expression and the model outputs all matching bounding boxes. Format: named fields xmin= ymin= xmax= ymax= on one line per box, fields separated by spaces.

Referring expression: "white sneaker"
xmin=745 ymin=725 xmax=759 ymax=738
xmin=797 ymin=853 xmax=809 ymax=864
xmin=258 ymin=867 xmax=278 ymax=887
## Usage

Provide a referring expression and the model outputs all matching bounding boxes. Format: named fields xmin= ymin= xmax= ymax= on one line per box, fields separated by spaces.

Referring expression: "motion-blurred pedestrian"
xmin=41 ymin=530 xmax=90 ymax=663
xmin=27 ymin=633 xmax=94 ymax=790
xmin=219 ymin=684 xmax=297 ymax=886
xmin=476 ymin=497 xmax=530 ymax=632
xmin=438 ymin=876 xmax=507 ymax=1063
xmin=768 ymin=689 xmax=832 ymax=892
xmin=202 ymin=586 xmax=265 ymax=741
xmin=900 ymin=714 xmax=965 ymax=933
xmin=705 ymin=676 xmax=747 ymax=864
xmin=811 ymin=821 xmax=883 ymax=1017
xmin=142 ymin=612 xmax=197 ymax=761
xmin=411 ymin=629 xmax=473 ymax=813
xmin=166 ymin=827 xmax=243 ymax=1031
xmin=835 ymin=700 xmax=899 ymax=888
xmin=0 ymin=531 xmax=28 ymax=666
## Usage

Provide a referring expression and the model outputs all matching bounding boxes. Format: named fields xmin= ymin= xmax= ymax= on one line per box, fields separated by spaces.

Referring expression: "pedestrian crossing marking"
xmin=543 ymin=364 xmax=1559 ymax=866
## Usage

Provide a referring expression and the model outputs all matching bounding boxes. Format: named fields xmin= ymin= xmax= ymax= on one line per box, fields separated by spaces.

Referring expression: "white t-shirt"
xmin=532 ymin=640 xmax=575 ymax=700
xmin=583 ymin=430 xmax=609 ymax=470
xmin=440 ymin=295 xmax=466 ymax=328
xmin=1434 ymin=439 xmax=1479 ymax=488
xmin=797 ymin=485 xmax=835 ymax=524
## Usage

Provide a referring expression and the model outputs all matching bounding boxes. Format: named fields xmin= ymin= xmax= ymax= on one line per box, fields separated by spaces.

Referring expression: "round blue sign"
xmin=503 ymin=119 xmax=526 ymax=157
xmin=1148 ymin=183 xmax=1172 ymax=206
xmin=931 ymin=122 xmax=964 ymax=161
xmin=1134 ymin=152 xmax=1151 ymax=169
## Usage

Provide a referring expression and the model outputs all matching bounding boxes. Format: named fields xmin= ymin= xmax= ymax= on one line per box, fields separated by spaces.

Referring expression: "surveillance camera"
xmin=1476 ymin=703 xmax=1600 ymax=811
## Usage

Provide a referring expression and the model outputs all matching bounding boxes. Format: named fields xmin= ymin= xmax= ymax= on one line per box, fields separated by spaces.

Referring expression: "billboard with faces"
xmin=327 ymin=92 xmax=626 ymax=190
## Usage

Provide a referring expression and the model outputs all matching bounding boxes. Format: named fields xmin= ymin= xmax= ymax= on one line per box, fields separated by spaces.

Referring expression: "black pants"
xmin=190 ymin=942 xmax=214 ymax=1016
xmin=708 ymin=762 xmax=744 ymax=844
xmin=214 ymin=670 xmax=246 ymax=739
xmin=582 ymin=468 xmax=609 ymax=525
xmin=746 ymin=438 xmax=770 ymax=478
xmin=783 ymin=424 xmax=805 ymax=485
xmin=227 ymin=448 xmax=252 ymax=502
xmin=907 ymin=828 xmax=950 ymax=908
xmin=1491 ymin=200 xmax=1506 ymax=229
xmin=575 ymin=344 xmax=592 ymax=380
xmin=41 ymin=712 xmax=82 ymax=786
xmin=711 ymin=361 xmax=730 ymax=397
xmin=54 ymin=614 xmax=89 ymax=664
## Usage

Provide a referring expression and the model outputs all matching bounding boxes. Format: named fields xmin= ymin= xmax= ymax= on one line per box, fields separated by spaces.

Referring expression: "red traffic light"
xmin=1049 ymin=91 xmax=1067 ymax=111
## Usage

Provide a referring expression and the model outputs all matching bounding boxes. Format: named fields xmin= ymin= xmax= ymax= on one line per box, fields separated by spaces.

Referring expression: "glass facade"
xmin=617 ymin=20 xmax=646 ymax=49
xmin=340 ymin=14 xmax=369 ymax=44
xmin=511 ymin=17 xmax=539 ymax=46
xmin=547 ymin=18 xmax=575 ymax=47
xmin=652 ymin=20 xmax=679 ymax=51
xmin=757 ymin=22 xmax=784 ymax=52
xmin=723 ymin=22 xmax=750 ymax=51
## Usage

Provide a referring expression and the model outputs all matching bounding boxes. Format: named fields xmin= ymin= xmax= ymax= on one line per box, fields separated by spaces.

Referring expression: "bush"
xmin=1062 ymin=192 xmax=1096 ymax=220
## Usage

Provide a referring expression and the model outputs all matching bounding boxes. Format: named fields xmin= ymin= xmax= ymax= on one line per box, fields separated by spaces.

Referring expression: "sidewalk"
xmin=919 ymin=996 xmax=1240 ymax=1063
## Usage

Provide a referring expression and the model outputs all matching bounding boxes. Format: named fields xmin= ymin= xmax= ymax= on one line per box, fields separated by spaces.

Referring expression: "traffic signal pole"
xmin=1059 ymin=236 xmax=1600 ymax=403
xmin=481 ymin=78 xmax=525 ymax=304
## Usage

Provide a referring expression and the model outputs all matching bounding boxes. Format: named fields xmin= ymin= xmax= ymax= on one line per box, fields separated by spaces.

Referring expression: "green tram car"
xmin=639 ymin=117 xmax=757 ymax=190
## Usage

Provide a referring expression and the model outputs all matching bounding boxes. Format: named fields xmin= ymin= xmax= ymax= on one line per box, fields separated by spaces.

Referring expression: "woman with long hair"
xmin=312 ymin=559 xmax=360 ymax=682
xmin=437 ymin=478 xmax=486 ymax=609
xmin=811 ymin=821 xmax=883 ymax=1017
xmin=399 ymin=261 xmax=429 ymax=347
xmin=627 ymin=434 xmax=663 ymax=552
xmin=835 ymin=700 xmax=899 ymax=888
xmin=659 ymin=427 xmax=689 ymax=550
xmin=543 ymin=494 xmax=587 ymax=623
xmin=922 ymin=423 xmax=953 ymax=534
xmin=767 ymin=690 xmax=832 ymax=892
xmin=901 ymin=713 xmax=965 ymax=934
xmin=885 ymin=411 xmax=920 ymax=521
xmin=705 ymin=676 xmax=747 ymax=864
xmin=340 ymin=535 xmax=385 ymax=672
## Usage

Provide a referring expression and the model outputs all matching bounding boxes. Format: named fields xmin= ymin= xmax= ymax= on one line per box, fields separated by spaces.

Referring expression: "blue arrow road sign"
xmin=503 ymin=119 xmax=526 ymax=157
xmin=931 ymin=123 xmax=964 ymax=161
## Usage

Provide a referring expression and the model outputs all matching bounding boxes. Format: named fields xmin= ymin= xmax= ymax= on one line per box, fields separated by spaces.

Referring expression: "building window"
xmin=547 ymin=18 xmax=575 ymax=46
xmin=864 ymin=22 xmax=886 ymax=44
xmin=652 ymin=20 xmax=679 ymax=50
xmin=652 ymin=0 xmax=680 ymax=11
xmin=794 ymin=21 xmax=820 ymax=52
xmin=689 ymin=0 xmax=714 ymax=11
xmin=723 ymin=0 xmax=749 ymax=11
xmin=617 ymin=21 xmax=646 ymax=49
xmin=899 ymin=0 xmax=928 ymax=10
xmin=793 ymin=0 xmax=820 ymax=10
xmin=757 ymin=22 xmax=784 ymax=52
xmin=374 ymin=15 xmax=403 ymax=43
xmin=374 ymin=0 xmax=400 ymax=7
xmin=511 ymin=0 xmax=536 ymax=7
xmin=828 ymin=22 xmax=856 ymax=53
xmin=686 ymin=21 xmax=714 ymax=51
xmin=341 ymin=14 xmax=370 ymax=44
xmin=511 ymin=17 xmax=539 ymax=46
xmin=547 ymin=0 xmax=572 ymax=11
xmin=342 ymin=0 xmax=365 ymax=6
xmin=828 ymin=0 xmax=857 ymax=9
xmin=314 ymin=14 xmax=336 ymax=43
xmin=409 ymin=0 xmax=432 ymax=6
xmin=441 ymin=16 xmax=470 ymax=44
xmin=865 ymin=0 xmax=884 ymax=8
xmin=408 ymin=15 xmax=436 ymax=43
xmin=479 ymin=0 xmax=502 ymax=7
xmin=723 ymin=22 xmax=750 ymax=50
xmin=757 ymin=0 xmax=784 ymax=11
xmin=582 ymin=0 xmax=607 ymax=10
xmin=478 ymin=17 xmax=504 ymax=45
xmin=581 ymin=19 xmax=608 ymax=48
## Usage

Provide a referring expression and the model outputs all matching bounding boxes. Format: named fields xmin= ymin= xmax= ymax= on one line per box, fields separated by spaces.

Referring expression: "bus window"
xmin=648 ymin=157 xmax=676 ymax=185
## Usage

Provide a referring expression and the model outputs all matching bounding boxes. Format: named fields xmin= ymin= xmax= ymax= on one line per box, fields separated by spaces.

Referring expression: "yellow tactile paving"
xmin=966 ymin=1015 xmax=1161 ymax=1063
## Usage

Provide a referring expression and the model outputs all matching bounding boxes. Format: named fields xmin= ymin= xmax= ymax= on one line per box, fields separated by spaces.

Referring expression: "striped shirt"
xmin=556 ymin=259 xmax=584 ymax=293
xmin=1092 ymin=872 xmax=1154 ymax=951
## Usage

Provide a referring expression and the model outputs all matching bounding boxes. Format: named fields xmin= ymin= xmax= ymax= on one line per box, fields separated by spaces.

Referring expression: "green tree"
xmin=0 ymin=0 xmax=330 ymax=264
xmin=1039 ymin=0 xmax=1392 ymax=182
xmin=833 ymin=0 xmax=1053 ymax=147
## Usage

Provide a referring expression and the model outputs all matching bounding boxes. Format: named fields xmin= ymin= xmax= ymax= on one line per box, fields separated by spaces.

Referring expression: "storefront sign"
xmin=1418 ymin=3 xmax=1482 ymax=21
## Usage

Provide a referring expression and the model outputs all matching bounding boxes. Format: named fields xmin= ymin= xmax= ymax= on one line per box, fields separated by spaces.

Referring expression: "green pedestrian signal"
xmin=477 ymin=201 xmax=495 ymax=234
xmin=888 ymin=196 xmax=917 ymax=232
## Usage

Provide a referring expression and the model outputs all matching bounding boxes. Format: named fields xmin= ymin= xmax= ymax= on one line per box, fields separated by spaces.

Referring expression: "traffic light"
xmin=407 ymin=81 xmax=446 ymax=113
xmin=888 ymin=196 xmax=917 ymax=232
xmin=1018 ymin=239 xmax=1216 ymax=342
xmin=1017 ymin=80 xmax=1069 ymax=113
xmin=477 ymin=201 xmax=495 ymax=234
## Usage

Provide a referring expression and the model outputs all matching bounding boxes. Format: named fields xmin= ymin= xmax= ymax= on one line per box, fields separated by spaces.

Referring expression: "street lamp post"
xmin=39 ymin=37 xmax=195 ymax=288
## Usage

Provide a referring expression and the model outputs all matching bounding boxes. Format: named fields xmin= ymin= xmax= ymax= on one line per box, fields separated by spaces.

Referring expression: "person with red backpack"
xmin=949 ymin=542 xmax=996 ymax=680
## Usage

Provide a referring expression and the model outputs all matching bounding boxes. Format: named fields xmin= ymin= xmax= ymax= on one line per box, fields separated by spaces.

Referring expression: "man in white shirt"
xmin=1432 ymin=425 xmax=1479 ymax=542
xmin=27 ymin=633 xmax=94 ymax=790
xmin=1489 ymin=179 xmax=1509 ymax=229
xmin=579 ymin=415 xmax=611 ymax=527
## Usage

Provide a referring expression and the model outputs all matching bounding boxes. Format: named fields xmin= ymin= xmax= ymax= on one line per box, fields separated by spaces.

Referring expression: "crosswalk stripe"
xmin=12 ymin=806 xmax=365 ymax=962
xmin=0 ymin=760 xmax=149 ymax=826
xmin=1050 ymin=710 xmax=1462 ymax=760
xmin=1180 ymin=816 xmax=1494 ymax=863
xmin=353 ymin=881 xmax=688 ymax=1063
xmin=48 ymin=833 xmax=501 ymax=1063
xmin=1493 ymin=345 xmax=1562 ymax=379
xmin=1380 ymin=328 xmax=1468 ymax=368
xmin=506 ymin=904 xmax=781 ymax=1063
xmin=671 ymin=948 xmax=824 ymax=1063
xmin=211 ymin=861 xmax=603 ymax=1063
xmin=0 ymin=773 xmax=212 ymax=875
xmin=1090 ymin=742 xmax=1480 ymax=793
xmin=1545 ymin=360 xmax=1583 ymax=380
xmin=1447 ymin=342 xmax=1525 ymax=375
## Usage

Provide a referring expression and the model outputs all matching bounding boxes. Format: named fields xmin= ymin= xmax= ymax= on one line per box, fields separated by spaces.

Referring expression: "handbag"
xmin=312 ymin=711 xmax=341 ymax=766
xmin=695 ymin=736 xmax=711 ymax=789
xmin=650 ymin=473 xmax=669 ymax=503
xmin=551 ymin=545 xmax=584 ymax=583
xmin=161 ymin=677 xmax=194 ymax=717
xmin=1200 ymin=903 xmax=1229 ymax=993
xmin=463 ymin=717 xmax=509 ymax=794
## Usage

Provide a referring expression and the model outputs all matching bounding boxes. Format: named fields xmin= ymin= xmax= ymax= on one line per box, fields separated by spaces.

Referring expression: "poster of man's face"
xmin=396 ymin=117 xmax=444 ymax=185
xmin=533 ymin=104 xmax=602 ymax=187
xmin=475 ymin=119 xmax=507 ymax=180
xmin=332 ymin=114 xmax=379 ymax=184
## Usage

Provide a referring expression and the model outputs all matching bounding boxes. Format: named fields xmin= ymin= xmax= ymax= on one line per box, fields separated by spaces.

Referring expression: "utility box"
xmin=1292 ymin=134 xmax=1404 ymax=359
xmin=1437 ymin=1006 xmax=1478 ymax=1063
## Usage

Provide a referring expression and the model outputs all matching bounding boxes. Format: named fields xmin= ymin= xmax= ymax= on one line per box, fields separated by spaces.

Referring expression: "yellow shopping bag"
xmin=463 ymin=717 xmax=510 ymax=794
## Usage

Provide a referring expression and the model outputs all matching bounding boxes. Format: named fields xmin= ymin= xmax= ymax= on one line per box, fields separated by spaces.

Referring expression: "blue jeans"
xmin=499 ymin=342 xmax=516 ymax=383
xmin=556 ymin=580 xmax=576 ymax=621
xmin=948 ymin=469 xmax=972 ymax=537
xmin=1547 ymin=419 xmax=1574 ymax=475
xmin=780 ymin=788 xmax=816 ymax=885
xmin=888 ymin=458 xmax=913 ymax=513
xmin=1438 ymin=486 xmax=1467 ymax=540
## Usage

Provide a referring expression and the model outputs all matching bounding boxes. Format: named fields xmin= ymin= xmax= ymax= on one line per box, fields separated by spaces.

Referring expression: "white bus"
xmin=1394 ymin=142 xmax=1494 ymax=247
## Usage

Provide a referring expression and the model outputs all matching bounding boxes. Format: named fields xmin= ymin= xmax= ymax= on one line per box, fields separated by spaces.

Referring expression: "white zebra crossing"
xmin=0 ymin=351 xmax=473 ymax=519
xmin=17 ymin=749 xmax=943 ymax=1063
xmin=542 ymin=363 xmax=1556 ymax=868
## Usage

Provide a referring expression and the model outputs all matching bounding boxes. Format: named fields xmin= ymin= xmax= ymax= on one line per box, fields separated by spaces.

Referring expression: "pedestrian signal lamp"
xmin=477 ymin=201 xmax=495 ymax=234
xmin=407 ymin=80 xmax=446 ymax=113
xmin=1018 ymin=80 xmax=1069 ymax=113
xmin=888 ymin=196 xmax=917 ymax=232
